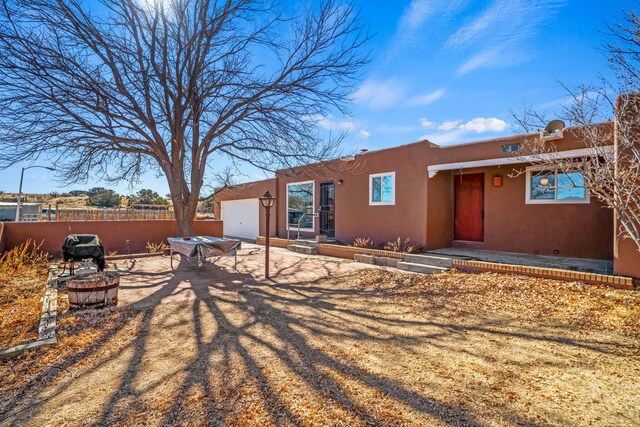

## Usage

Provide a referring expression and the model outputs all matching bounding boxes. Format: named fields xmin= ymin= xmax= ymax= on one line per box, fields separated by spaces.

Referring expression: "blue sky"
xmin=0 ymin=0 xmax=632 ymax=195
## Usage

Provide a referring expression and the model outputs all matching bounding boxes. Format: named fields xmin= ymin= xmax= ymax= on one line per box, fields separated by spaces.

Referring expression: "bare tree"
xmin=0 ymin=0 xmax=368 ymax=235
xmin=512 ymin=7 xmax=640 ymax=253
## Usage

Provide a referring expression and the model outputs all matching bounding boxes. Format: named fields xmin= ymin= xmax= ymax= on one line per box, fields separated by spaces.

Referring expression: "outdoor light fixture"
xmin=259 ymin=191 xmax=275 ymax=279
xmin=259 ymin=191 xmax=275 ymax=209
xmin=338 ymin=179 xmax=344 ymax=185
xmin=492 ymin=175 xmax=503 ymax=187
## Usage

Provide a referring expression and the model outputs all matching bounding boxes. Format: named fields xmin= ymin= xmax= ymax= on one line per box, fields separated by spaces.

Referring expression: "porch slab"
xmin=426 ymin=247 xmax=613 ymax=275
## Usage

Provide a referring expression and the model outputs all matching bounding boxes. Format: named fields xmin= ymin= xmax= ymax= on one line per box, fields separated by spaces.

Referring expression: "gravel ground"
xmin=1 ymin=268 xmax=639 ymax=426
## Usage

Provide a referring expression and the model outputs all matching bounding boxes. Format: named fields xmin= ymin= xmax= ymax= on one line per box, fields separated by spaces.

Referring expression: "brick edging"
xmin=453 ymin=259 xmax=634 ymax=290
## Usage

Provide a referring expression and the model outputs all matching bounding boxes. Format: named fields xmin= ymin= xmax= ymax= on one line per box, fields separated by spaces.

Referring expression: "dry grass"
xmin=352 ymin=237 xmax=375 ymax=248
xmin=0 ymin=240 xmax=51 ymax=349
xmin=383 ymin=237 xmax=423 ymax=253
xmin=355 ymin=269 xmax=640 ymax=337
xmin=1 ymin=268 xmax=639 ymax=426
xmin=146 ymin=241 xmax=168 ymax=253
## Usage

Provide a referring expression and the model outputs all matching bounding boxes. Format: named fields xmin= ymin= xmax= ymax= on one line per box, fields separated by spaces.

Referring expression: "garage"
xmin=221 ymin=198 xmax=260 ymax=240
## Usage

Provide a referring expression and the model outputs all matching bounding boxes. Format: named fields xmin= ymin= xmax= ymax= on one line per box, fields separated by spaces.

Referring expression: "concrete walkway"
xmin=426 ymin=247 xmax=613 ymax=274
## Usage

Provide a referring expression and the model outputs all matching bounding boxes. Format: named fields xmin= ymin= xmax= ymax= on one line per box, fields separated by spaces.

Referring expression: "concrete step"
xmin=288 ymin=244 xmax=318 ymax=255
xmin=294 ymin=239 xmax=318 ymax=248
xmin=403 ymin=254 xmax=453 ymax=268
xmin=396 ymin=262 xmax=449 ymax=275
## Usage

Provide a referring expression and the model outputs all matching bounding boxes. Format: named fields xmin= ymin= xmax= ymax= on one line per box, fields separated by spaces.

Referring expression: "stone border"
xmin=0 ymin=265 xmax=59 ymax=359
xmin=353 ymin=254 xmax=399 ymax=267
xmin=453 ymin=259 xmax=635 ymax=290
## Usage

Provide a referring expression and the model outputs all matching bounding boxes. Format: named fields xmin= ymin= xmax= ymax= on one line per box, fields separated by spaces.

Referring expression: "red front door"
xmin=454 ymin=173 xmax=484 ymax=242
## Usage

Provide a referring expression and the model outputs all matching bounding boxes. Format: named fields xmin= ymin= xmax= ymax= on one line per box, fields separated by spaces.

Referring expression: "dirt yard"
xmin=1 ymin=252 xmax=639 ymax=426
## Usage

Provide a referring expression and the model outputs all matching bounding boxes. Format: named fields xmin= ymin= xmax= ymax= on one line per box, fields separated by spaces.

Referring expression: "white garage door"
xmin=221 ymin=199 xmax=260 ymax=240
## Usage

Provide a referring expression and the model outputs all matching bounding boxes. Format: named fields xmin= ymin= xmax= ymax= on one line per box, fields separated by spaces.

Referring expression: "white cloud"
xmin=418 ymin=118 xmax=436 ymax=129
xmin=459 ymin=117 xmax=508 ymax=133
xmin=357 ymin=129 xmax=371 ymax=139
xmin=422 ymin=116 xmax=509 ymax=145
xmin=423 ymin=129 xmax=466 ymax=145
xmin=408 ymin=88 xmax=446 ymax=106
xmin=311 ymin=114 xmax=354 ymax=132
xmin=355 ymin=78 xmax=406 ymax=110
xmin=438 ymin=120 xmax=460 ymax=131
xmin=447 ymin=0 xmax=566 ymax=74
xmin=387 ymin=0 xmax=471 ymax=58
xmin=457 ymin=46 xmax=533 ymax=75
xmin=398 ymin=0 xmax=434 ymax=32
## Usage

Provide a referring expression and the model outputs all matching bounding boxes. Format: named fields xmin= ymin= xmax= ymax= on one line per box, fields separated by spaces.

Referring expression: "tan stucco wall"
xmin=1 ymin=220 xmax=223 ymax=256
xmin=214 ymin=124 xmax=619 ymax=263
xmin=425 ymin=165 xmax=614 ymax=260
xmin=614 ymin=226 xmax=640 ymax=278
xmin=276 ymin=142 xmax=430 ymax=246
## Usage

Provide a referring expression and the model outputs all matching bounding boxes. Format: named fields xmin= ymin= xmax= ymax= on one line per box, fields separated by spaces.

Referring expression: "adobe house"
xmin=214 ymin=122 xmax=640 ymax=279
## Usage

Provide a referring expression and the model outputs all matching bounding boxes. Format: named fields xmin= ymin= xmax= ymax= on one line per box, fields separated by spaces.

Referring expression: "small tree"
xmin=86 ymin=187 xmax=121 ymax=208
xmin=128 ymin=189 xmax=168 ymax=206
xmin=513 ymin=7 xmax=640 ymax=252
xmin=0 ymin=0 xmax=368 ymax=236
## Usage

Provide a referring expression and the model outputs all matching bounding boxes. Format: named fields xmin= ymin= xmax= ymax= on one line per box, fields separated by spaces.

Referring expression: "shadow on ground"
xmin=2 ymin=248 xmax=639 ymax=426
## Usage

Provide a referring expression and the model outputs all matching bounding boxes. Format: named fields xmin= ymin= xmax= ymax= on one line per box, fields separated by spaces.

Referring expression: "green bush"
xmin=86 ymin=187 xmax=121 ymax=207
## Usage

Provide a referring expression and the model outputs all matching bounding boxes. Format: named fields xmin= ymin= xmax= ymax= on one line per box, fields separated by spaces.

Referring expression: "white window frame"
xmin=286 ymin=180 xmax=315 ymax=231
xmin=369 ymin=172 xmax=396 ymax=206
xmin=525 ymin=165 xmax=590 ymax=205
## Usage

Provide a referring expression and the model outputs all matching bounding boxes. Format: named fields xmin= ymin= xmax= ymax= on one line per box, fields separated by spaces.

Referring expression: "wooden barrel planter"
xmin=67 ymin=272 xmax=120 ymax=308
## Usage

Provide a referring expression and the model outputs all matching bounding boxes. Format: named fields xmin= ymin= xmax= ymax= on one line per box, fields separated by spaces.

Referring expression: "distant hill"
xmin=0 ymin=193 xmax=102 ymax=209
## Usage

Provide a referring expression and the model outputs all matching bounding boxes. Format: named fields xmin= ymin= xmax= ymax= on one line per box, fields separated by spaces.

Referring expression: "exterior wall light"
xmin=492 ymin=175 xmax=503 ymax=187
xmin=258 ymin=191 xmax=275 ymax=279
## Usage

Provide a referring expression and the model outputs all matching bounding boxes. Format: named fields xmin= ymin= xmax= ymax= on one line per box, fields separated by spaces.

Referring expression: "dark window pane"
xmin=371 ymin=177 xmax=381 ymax=202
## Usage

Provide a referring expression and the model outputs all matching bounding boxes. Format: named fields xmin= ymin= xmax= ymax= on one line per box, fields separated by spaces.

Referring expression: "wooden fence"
xmin=49 ymin=208 xmax=174 ymax=221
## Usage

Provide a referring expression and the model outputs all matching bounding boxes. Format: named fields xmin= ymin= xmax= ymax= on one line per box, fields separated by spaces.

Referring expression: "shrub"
xmin=352 ymin=237 xmax=375 ymax=248
xmin=86 ymin=187 xmax=121 ymax=207
xmin=146 ymin=241 xmax=168 ymax=253
xmin=128 ymin=189 xmax=168 ymax=206
xmin=0 ymin=239 xmax=49 ymax=273
xmin=384 ymin=237 xmax=423 ymax=254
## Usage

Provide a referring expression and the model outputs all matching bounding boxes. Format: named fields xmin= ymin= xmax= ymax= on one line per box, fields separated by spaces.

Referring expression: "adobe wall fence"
xmin=0 ymin=220 xmax=223 ymax=257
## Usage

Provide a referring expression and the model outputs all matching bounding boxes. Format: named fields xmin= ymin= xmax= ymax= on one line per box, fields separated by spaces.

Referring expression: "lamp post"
xmin=15 ymin=165 xmax=56 ymax=222
xmin=258 ymin=191 xmax=275 ymax=279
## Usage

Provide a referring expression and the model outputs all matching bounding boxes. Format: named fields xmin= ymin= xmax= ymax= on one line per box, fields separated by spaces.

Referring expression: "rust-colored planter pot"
xmin=66 ymin=272 xmax=119 ymax=308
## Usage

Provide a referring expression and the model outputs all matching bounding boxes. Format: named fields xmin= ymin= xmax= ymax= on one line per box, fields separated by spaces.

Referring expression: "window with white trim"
xmin=287 ymin=181 xmax=315 ymax=230
xmin=369 ymin=172 xmax=395 ymax=205
xmin=525 ymin=166 xmax=589 ymax=204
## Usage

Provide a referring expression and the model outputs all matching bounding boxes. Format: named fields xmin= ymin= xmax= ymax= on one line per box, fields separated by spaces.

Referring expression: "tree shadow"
xmin=2 ymin=249 xmax=635 ymax=426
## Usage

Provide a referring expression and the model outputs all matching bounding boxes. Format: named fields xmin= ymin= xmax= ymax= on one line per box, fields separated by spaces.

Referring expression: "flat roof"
xmin=432 ymin=121 xmax=612 ymax=149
